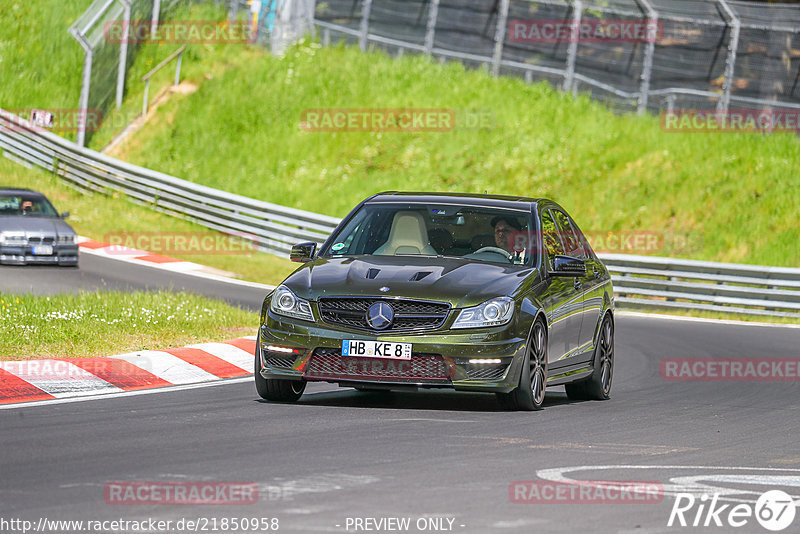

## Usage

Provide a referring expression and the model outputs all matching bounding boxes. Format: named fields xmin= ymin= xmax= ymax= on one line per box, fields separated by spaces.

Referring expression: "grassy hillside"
xmin=113 ymin=41 xmax=799 ymax=267
xmin=0 ymin=0 xmax=249 ymax=147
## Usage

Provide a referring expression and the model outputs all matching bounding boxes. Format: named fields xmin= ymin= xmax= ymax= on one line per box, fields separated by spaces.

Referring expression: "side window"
xmin=552 ymin=209 xmax=587 ymax=259
xmin=540 ymin=210 xmax=564 ymax=266
xmin=569 ymin=215 xmax=595 ymax=259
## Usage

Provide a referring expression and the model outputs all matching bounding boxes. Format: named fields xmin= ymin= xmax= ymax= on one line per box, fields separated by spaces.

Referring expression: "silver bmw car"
xmin=0 ymin=188 xmax=78 ymax=266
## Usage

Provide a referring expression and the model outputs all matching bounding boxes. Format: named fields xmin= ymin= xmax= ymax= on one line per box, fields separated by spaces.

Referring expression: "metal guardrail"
xmin=2 ymin=108 xmax=799 ymax=318
xmin=599 ymin=254 xmax=800 ymax=319
xmin=0 ymin=108 xmax=340 ymax=257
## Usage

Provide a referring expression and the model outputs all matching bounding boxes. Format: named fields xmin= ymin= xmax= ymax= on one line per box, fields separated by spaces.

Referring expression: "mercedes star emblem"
xmin=366 ymin=301 xmax=394 ymax=330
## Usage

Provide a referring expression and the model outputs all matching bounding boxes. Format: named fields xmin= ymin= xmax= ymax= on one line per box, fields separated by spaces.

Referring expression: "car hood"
xmin=281 ymin=256 xmax=537 ymax=308
xmin=0 ymin=216 xmax=75 ymax=236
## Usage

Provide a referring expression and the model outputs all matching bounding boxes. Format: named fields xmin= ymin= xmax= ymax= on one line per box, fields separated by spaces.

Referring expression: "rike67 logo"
xmin=669 ymin=490 xmax=797 ymax=531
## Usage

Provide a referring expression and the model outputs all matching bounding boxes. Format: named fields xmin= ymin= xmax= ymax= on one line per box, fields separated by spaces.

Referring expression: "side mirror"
xmin=290 ymin=242 xmax=317 ymax=263
xmin=551 ymin=255 xmax=586 ymax=277
xmin=61 ymin=211 xmax=70 ymax=219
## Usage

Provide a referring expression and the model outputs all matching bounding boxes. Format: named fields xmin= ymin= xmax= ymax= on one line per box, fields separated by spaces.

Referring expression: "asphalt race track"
xmin=0 ymin=253 xmax=267 ymax=310
xmin=1 ymin=256 xmax=799 ymax=533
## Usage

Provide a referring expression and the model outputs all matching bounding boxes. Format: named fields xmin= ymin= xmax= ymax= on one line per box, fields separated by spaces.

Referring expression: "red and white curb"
xmin=76 ymin=236 xmax=274 ymax=290
xmin=0 ymin=336 xmax=257 ymax=406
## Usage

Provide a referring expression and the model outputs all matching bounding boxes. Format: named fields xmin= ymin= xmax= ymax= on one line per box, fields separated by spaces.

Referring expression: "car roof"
xmin=0 ymin=188 xmax=45 ymax=197
xmin=366 ymin=191 xmax=542 ymax=210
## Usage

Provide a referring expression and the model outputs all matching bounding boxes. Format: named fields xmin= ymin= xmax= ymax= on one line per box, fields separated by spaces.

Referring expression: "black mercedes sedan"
xmin=0 ymin=188 xmax=78 ymax=266
xmin=256 ymin=192 xmax=614 ymax=410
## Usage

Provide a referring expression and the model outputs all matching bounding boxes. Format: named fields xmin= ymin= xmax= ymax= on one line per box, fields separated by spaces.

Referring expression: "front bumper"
xmin=0 ymin=244 xmax=79 ymax=266
xmin=258 ymin=310 xmax=528 ymax=393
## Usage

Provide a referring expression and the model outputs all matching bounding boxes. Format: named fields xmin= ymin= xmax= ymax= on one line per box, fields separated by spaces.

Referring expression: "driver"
xmin=491 ymin=215 xmax=522 ymax=253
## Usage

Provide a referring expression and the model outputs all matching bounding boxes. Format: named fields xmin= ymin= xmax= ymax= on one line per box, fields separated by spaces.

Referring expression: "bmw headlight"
xmin=452 ymin=297 xmax=514 ymax=329
xmin=269 ymin=285 xmax=314 ymax=322
xmin=0 ymin=232 xmax=26 ymax=246
xmin=58 ymin=234 xmax=75 ymax=243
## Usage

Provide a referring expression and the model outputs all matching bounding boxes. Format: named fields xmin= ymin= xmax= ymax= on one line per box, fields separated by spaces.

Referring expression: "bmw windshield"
xmin=322 ymin=203 xmax=537 ymax=266
xmin=0 ymin=194 xmax=59 ymax=217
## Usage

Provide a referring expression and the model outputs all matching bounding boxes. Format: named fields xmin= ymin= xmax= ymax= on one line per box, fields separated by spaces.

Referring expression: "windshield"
xmin=0 ymin=194 xmax=59 ymax=217
xmin=323 ymin=202 xmax=537 ymax=266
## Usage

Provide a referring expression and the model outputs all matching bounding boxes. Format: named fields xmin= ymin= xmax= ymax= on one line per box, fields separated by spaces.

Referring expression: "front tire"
xmin=565 ymin=314 xmax=614 ymax=401
xmin=254 ymin=341 xmax=306 ymax=402
xmin=496 ymin=319 xmax=547 ymax=411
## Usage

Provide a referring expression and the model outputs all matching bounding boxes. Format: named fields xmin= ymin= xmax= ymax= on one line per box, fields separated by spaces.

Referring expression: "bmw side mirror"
xmin=61 ymin=211 xmax=70 ymax=219
xmin=290 ymin=242 xmax=317 ymax=263
xmin=551 ymin=255 xmax=586 ymax=277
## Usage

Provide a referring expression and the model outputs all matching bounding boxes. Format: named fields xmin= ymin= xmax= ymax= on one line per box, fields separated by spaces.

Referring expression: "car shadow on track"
xmin=256 ymin=388 xmax=584 ymax=412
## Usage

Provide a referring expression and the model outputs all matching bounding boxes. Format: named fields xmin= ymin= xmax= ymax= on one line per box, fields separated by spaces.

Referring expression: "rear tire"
xmin=496 ymin=319 xmax=547 ymax=411
xmin=254 ymin=339 xmax=305 ymax=402
xmin=565 ymin=314 xmax=614 ymax=401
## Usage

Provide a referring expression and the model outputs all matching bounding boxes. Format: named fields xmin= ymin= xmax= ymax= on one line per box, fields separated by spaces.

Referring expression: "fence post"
xmin=116 ymin=0 xmax=131 ymax=110
xmin=563 ymin=0 xmax=582 ymax=91
xmin=717 ymin=0 xmax=740 ymax=113
xmin=231 ymin=0 xmax=239 ymax=22
xmin=424 ymin=0 xmax=440 ymax=55
xmin=359 ymin=0 xmax=373 ymax=51
xmin=71 ymin=29 xmax=93 ymax=147
xmin=491 ymin=0 xmax=510 ymax=76
xmin=152 ymin=0 xmax=162 ymax=35
xmin=635 ymin=0 xmax=657 ymax=114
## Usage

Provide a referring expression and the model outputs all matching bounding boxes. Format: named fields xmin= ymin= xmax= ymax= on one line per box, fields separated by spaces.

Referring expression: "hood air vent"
xmin=366 ymin=268 xmax=380 ymax=279
xmin=409 ymin=271 xmax=432 ymax=282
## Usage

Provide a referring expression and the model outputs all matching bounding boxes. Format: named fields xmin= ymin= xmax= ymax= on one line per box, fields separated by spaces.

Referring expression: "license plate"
xmin=342 ymin=340 xmax=412 ymax=360
xmin=32 ymin=245 xmax=53 ymax=255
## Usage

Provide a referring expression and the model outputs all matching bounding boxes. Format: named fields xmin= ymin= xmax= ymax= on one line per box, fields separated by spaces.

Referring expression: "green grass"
xmin=1 ymin=156 xmax=298 ymax=284
xmin=0 ymin=0 xmax=252 ymax=147
xmin=0 ymin=0 xmax=86 ymax=117
xmin=113 ymin=41 xmax=800 ymax=268
xmin=0 ymin=291 xmax=256 ymax=360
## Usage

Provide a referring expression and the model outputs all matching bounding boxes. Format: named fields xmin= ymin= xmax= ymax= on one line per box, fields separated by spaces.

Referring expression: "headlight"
xmin=452 ymin=297 xmax=514 ymax=329
xmin=0 ymin=233 xmax=26 ymax=246
xmin=269 ymin=285 xmax=314 ymax=322
xmin=58 ymin=235 xmax=75 ymax=243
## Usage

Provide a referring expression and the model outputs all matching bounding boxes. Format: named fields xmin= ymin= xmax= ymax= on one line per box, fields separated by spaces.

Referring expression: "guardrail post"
xmin=563 ymin=0 xmax=582 ymax=91
xmin=491 ymin=0 xmax=510 ymax=76
xmin=116 ymin=0 xmax=131 ymax=110
xmin=635 ymin=0 xmax=657 ymax=114
xmin=175 ymin=49 xmax=183 ymax=86
xmin=424 ymin=0 xmax=440 ymax=55
xmin=359 ymin=0 xmax=373 ymax=51
xmin=143 ymin=79 xmax=150 ymax=116
xmin=717 ymin=0 xmax=740 ymax=113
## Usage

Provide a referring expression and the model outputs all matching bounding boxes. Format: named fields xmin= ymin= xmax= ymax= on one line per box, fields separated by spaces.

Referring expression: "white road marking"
xmin=0 ymin=360 xmax=122 ymax=397
xmin=110 ymin=350 xmax=218 ymax=384
xmin=186 ymin=342 xmax=253 ymax=371
xmin=536 ymin=465 xmax=800 ymax=504
xmin=617 ymin=310 xmax=800 ymax=329
xmin=0 ymin=376 xmax=254 ymax=410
